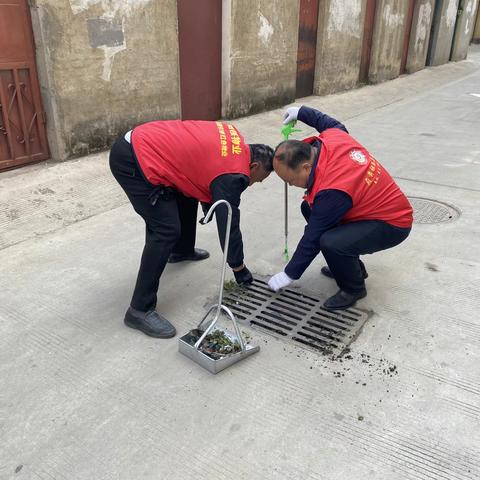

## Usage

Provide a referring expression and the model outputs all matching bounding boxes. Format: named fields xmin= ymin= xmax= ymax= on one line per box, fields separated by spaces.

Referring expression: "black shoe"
xmin=323 ymin=289 xmax=367 ymax=310
xmin=168 ymin=248 xmax=210 ymax=264
xmin=321 ymin=264 xmax=368 ymax=280
xmin=233 ymin=266 xmax=253 ymax=286
xmin=124 ymin=307 xmax=176 ymax=338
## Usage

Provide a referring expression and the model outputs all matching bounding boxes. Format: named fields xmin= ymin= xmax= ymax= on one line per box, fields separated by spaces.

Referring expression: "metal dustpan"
xmin=179 ymin=200 xmax=259 ymax=374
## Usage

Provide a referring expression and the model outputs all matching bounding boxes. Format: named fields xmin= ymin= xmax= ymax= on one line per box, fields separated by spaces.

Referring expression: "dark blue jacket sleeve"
xmin=208 ymin=173 xmax=249 ymax=269
xmin=284 ymin=189 xmax=353 ymax=280
xmin=298 ymin=106 xmax=348 ymax=134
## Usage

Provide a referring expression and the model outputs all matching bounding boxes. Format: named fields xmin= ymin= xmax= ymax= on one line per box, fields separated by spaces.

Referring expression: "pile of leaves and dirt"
xmin=222 ymin=279 xmax=246 ymax=294
xmin=200 ymin=329 xmax=241 ymax=359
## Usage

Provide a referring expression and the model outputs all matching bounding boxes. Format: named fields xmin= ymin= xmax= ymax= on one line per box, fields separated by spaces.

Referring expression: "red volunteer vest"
xmin=131 ymin=120 xmax=251 ymax=202
xmin=304 ymin=129 xmax=413 ymax=228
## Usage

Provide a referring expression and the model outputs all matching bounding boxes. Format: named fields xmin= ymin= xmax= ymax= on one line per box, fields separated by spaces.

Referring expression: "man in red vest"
xmin=110 ymin=120 xmax=273 ymax=338
xmin=268 ymin=106 xmax=412 ymax=310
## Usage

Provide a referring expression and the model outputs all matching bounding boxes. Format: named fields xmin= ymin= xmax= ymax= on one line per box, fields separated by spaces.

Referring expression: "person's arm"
xmin=298 ymin=106 xmax=348 ymax=134
xmin=284 ymin=190 xmax=353 ymax=280
xmin=209 ymin=173 xmax=249 ymax=270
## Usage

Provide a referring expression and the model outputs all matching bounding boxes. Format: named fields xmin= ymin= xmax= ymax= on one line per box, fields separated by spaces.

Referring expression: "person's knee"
xmin=148 ymin=221 xmax=181 ymax=246
xmin=319 ymin=232 xmax=338 ymax=253
xmin=301 ymin=201 xmax=311 ymax=221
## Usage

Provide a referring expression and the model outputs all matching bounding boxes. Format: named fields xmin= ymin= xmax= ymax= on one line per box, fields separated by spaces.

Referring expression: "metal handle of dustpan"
xmin=194 ymin=200 xmax=246 ymax=352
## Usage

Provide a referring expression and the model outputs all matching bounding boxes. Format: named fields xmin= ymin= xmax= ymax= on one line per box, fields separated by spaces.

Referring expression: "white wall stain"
xmin=69 ymin=0 xmax=151 ymax=81
xmin=69 ymin=0 xmax=151 ymax=17
xmin=445 ymin=0 xmax=458 ymax=29
xmin=258 ymin=13 xmax=274 ymax=45
xmin=69 ymin=0 xmax=99 ymax=15
xmin=327 ymin=1 xmax=362 ymax=39
xmin=99 ymin=44 xmax=126 ymax=81
xmin=383 ymin=3 xmax=404 ymax=28
xmin=464 ymin=0 xmax=476 ymax=35
xmin=415 ymin=2 xmax=432 ymax=52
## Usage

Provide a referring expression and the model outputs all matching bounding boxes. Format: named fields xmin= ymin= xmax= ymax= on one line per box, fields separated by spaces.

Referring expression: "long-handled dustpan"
xmin=178 ymin=199 xmax=259 ymax=374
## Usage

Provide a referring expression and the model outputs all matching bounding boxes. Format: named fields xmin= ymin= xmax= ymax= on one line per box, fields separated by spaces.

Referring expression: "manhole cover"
xmin=408 ymin=197 xmax=460 ymax=224
xmin=223 ymin=277 xmax=370 ymax=357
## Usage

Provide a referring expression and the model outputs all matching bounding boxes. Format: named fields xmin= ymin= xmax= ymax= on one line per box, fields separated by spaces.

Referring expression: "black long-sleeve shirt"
xmin=204 ymin=173 xmax=249 ymax=269
xmin=284 ymin=106 xmax=353 ymax=280
xmin=298 ymin=106 xmax=348 ymax=134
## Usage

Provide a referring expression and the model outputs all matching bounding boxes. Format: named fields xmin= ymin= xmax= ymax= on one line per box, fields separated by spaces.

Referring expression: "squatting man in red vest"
xmin=110 ymin=120 xmax=274 ymax=338
xmin=268 ymin=106 xmax=413 ymax=310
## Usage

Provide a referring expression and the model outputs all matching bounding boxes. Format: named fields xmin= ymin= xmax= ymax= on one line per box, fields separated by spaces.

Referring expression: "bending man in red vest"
xmin=110 ymin=120 xmax=274 ymax=338
xmin=268 ymin=106 xmax=412 ymax=310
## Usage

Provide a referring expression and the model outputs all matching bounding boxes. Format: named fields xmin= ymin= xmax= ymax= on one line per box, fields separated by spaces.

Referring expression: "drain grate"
xmin=222 ymin=277 xmax=369 ymax=356
xmin=408 ymin=197 xmax=460 ymax=224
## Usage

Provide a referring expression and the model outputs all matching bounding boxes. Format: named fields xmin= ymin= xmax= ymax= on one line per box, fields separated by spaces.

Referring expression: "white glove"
xmin=268 ymin=272 xmax=293 ymax=292
xmin=283 ymin=106 xmax=300 ymax=125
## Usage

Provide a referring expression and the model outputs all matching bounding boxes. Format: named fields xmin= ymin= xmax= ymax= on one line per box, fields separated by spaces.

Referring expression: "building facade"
xmin=0 ymin=0 xmax=478 ymax=170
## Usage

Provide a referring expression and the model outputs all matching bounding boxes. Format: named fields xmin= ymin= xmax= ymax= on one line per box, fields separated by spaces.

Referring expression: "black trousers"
xmin=109 ymin=136 xmax=199 ymax=312
xmin=301 ymin=201 xmax=411 ymax=294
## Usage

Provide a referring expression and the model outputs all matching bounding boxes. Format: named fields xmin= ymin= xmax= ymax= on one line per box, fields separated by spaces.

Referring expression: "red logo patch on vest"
xmin=349 ymin=149 xmax=367 ymax=164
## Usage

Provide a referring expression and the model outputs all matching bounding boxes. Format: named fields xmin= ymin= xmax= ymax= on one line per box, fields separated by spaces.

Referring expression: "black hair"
xmin=274 ymin=140 xmax=312 ymax=170
xmin=248 ymin=144 xmax=274 ymax=172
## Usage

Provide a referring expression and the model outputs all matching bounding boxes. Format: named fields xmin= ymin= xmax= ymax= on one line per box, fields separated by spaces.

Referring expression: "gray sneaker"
xmin=124 ymin=307 xmax=176 ymax=338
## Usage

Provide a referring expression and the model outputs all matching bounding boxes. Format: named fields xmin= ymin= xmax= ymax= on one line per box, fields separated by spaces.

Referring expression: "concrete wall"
xmin=428 ymin=0 xmax=460 ymax=66
xmin=27 ymin=0 xmax=475 ymax=163
xmin=405 ymin=0 xmax=435 ymax=73
xmin=451 ymin=0 xmax=479 ymax=60
xmin=313 ymin=0 xmax=366 ymax=96
xmin=222 ymin=0 xmax=299 ymax=118
xmin=368 ymin=0 xmax=410 ymax=83
xmin=30 ymin=0 xmax=180 ymax=160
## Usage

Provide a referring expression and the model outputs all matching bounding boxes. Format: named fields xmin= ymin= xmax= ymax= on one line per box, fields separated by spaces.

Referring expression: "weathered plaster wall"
xmin=31 ymin=0 xmax=180 ymax=160
xmin=29 ymin=0 xmax=475 ymax=162
xmin=313 ymin=0 xmax=366 ymax=96
xmin=369 ymin=0 xmax=410 ymax=83
xmin=223 ymin=0 xmax=299 ymax=118
xmin=428 ymin=0 xmax=460 ymax=66
xmin=451 ymin=0 xmax=479 ymax=60
xmin=406 ymin=0 xmax=435 ymax=73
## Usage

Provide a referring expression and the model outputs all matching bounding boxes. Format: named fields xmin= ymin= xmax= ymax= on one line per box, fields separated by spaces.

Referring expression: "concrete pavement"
xmin=1 ymin=47 xmax=480 ymax=480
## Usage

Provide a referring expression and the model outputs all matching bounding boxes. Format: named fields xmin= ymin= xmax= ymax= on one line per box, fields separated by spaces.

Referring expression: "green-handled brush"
xmin=281 ymin=121 xmax=301 ymax=141
xmin=280 ymin=121 xmax=301 ymax=262
xmin=284 ymin=180 xmax=288 ymax=261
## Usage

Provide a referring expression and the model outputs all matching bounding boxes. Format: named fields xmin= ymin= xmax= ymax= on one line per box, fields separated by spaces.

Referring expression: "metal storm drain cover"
xmin=408 ymin=197 xmax=460 ymax=224
xmin=222 ymin=277 xmax=369 ymax=356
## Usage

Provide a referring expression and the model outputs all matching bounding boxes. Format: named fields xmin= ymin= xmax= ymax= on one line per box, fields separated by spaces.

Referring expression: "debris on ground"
xmin=223 ymin=279 xmax=245 ymax=294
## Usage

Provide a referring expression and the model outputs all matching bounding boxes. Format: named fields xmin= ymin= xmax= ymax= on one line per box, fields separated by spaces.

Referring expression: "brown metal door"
xmin=400 ymin=0 xmax=416 ymax=74
xmin=0 ymin=0 xmax=49 ymax=170
xmin=359 ymin=0 xmax=377 ymax=83
xmin=296 ymin=0 xmax=320 ymax=98
xmin=177 ymin=0 xmax=222 ymax=120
